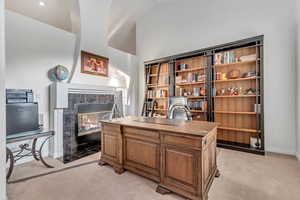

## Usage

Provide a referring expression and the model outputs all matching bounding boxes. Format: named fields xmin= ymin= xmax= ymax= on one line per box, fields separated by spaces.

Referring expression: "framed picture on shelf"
xmin=81 ymin=51 xmax=109 ymax=77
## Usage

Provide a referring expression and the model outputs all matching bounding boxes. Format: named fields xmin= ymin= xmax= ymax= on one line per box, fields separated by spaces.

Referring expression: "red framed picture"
xmin=81 ymin=51 xmax=109 ymax=77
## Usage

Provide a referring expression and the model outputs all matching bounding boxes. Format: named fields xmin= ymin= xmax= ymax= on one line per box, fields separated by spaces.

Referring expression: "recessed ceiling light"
xmin=39 ymin=1 xmax=45 ymax=7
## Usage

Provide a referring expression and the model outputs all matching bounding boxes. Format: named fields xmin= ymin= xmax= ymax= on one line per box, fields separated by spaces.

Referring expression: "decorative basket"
xmin=228 ymin=69 xmax=240 ymax=79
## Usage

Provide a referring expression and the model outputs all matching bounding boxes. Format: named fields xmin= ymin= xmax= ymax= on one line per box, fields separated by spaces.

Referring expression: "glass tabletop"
xmin=6 ymin=129 xmax=54 ymax=141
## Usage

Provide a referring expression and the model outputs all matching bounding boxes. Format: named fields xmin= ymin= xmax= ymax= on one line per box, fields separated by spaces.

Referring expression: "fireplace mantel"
xmin=50 ymin=82 xmax=118 ymax=109
xmin=50 ymin=82 xmax=119 ymax=159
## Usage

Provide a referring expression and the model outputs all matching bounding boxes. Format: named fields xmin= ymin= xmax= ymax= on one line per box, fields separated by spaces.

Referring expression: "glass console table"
xmin=6 ymin=129 xmax=55 ymax=180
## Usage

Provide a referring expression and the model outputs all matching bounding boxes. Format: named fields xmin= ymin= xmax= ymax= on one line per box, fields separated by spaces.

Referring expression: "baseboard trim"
xmin=265 ymin=151 xmax=297 ymax=160
xmin=266 ymin=147 xmax=296 ymax=157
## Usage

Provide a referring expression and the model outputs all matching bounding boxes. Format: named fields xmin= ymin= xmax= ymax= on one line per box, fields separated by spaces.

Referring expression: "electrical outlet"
xmin=39 ymin=113 xmax=44 ymax=127
xmin=35 ymin=93 xmax=41 ymax=102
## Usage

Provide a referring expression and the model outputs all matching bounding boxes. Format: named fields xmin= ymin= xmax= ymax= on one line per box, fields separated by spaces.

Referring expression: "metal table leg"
xmin=37 ymin=135 xmax=54 ymax=168
xmin=32 ymin=138 xmax=40 ymax=161
xmin=6 ymin=147 xmax=14 ymax=181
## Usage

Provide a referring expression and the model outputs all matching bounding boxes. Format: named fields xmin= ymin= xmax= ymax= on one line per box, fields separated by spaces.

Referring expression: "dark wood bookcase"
xmin=143 ymin=36 xmax=264 ymax=155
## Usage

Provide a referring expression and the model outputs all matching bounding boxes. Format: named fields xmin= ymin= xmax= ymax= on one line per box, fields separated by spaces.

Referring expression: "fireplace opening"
xmin=78 ymin=111 xmax=112 ymax=136
xmin=77 ymin=103 xmax=114 ymax=135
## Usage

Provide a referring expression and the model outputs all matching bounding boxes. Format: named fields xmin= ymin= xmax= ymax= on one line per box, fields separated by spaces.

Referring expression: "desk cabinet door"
xmin=161 ymin=145 xmax=199 ymax=195
xmin=202 ymin=134 xmax=217 ymax=191
xmin=123 ymin=136 xmax=160 ymax=180
xmin=101 ymin=124 xmax=122 ymax=165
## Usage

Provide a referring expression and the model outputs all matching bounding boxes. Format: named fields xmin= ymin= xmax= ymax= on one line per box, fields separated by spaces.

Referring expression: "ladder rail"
xmin=142 ymin=63 xmax=162 ymax=117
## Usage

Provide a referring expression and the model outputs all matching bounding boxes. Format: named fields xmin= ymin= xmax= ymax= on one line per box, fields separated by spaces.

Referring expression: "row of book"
xmin=214 ymin=51 xmax=237 ymax=65
xmin=188 ymin=100 xmax=208 ymax=111
xmin=176 ymin=73 xmax=206 ymax=83
xmin=147 ymin=89 xmax=168 ymax=98
xmin=176 ymin=87 xmax=206 ymax=97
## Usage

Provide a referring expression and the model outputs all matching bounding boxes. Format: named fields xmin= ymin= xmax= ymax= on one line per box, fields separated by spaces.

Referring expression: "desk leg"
xmin=113 ymin=166 xmax=125 ymax=174
xmin=156 ymin=185 xmax=171 ymax=195
xmin=98 ymin=160 xmax=107 ymax=166
xmin=6 ymin=147 xmax=14 ymax=181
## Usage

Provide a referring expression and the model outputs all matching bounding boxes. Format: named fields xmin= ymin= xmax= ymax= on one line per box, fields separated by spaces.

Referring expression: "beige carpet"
xmin=8 ymin=153 xmax=99 ymax=183
xmin=7 ymin=149 xmax=300 ymax=200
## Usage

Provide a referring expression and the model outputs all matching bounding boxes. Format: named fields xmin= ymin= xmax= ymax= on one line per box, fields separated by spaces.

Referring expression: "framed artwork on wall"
xmin=81 ymin=51 xmax=109 ymax=77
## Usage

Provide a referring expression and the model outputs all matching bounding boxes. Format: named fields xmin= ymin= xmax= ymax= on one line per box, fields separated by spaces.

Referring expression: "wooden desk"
xmin=99 ymin=116 xmax=219 ymax=200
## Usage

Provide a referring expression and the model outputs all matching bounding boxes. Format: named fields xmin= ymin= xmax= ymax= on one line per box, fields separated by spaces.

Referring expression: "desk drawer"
xmin=161 ymin=132 xmax=202 ymax=149
xmin=102 ymin=123 xmax=121 ymax=134
xmin=123 ymin=127 xmax=159 ymax=143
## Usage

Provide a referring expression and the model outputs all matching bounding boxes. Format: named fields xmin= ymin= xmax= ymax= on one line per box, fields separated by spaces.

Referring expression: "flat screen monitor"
xmin=6 ymin=103 xmax=39 ymax=136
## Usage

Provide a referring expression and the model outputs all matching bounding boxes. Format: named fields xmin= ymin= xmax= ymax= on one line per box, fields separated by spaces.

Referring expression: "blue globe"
xmin=49 ymin=65 xmax=69 ymax=82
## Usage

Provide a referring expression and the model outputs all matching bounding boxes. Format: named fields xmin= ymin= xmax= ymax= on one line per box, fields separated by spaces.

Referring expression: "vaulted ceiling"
xmin=108 ymin=0 xmax=178 ymax=55
xmin=5 ymin=0 xmax=178 ymax=54
xmin=5 ymin=0 xmax=74 ymax=32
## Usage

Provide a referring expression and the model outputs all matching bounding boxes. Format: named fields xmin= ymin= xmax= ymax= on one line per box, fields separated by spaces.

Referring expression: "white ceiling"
xmin=5 ymin=0 xmax=73 ymax=32
xmin=5 ymin=0 xmax=177 ymax=54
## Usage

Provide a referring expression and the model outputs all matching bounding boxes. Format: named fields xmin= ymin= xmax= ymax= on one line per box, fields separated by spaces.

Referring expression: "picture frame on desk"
xmin=81 ymin=51 xmax=109 ymax=77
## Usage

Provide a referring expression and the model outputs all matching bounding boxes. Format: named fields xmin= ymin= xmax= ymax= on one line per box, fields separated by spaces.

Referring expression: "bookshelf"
xmin=175 ymin=55 xmax=209 ymax=121
xmin=212 ymin=44 xmax=262 ymax=153
xmin=144 ymin=62 xmax=170 ymax=118
xmin=143 ymin=36 xmax=264 ymax=154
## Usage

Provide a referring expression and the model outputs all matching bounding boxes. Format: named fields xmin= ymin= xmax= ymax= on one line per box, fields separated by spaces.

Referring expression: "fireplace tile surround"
xmin=63 ymin=93 xmax=114 ymax=163
xmin=50 ymin=83 xmax=123 ymax=162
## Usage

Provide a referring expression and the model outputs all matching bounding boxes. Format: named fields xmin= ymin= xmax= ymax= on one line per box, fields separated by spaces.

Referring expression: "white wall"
xmin=0 ymin=0 xmax=7 ymax=198
xmin=5 ymin=11 xmax=76 ymax=164
xmin=5 ymin=11 xmax=76 ymax=130
xmin=71 ymin=0 xmax=139 ymax=115
xmin=4 ymin=0 xmax=139 ymax=164
xmin=137 ymin=0 xmax=298 ymax=155
xmin=5 ymin=0 xmax=139 ymax=130
xmin=296 ymin=0 xmax=300 ymax=160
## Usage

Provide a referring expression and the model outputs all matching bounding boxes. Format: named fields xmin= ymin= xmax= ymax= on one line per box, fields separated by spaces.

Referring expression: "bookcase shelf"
xmin=214 ymin=111 xmax=258 ymax=115
xmin=218 ymin=127 xmax=260 ymax=133
xmin=147 ymin=85 xmax=169 ymax=88
xmin=213 ymin=77 xmax=258 ymax=83
xmin=143 ymin=36 xmax=264 ymax=154
xmin=213 ymin=95 xmax=257 ymax=98
xmin=191 ymin=110 xmax=207 ymax=113
xmin=150 ymin=97 xmax=169 ymax=100
xmin=176 ymin=67 xmax=207 ymax=73
xmin=214 ymin=59 xmax=258 ymax=68
xmin=187 ymin=96 xmax=207 ymax=99
xmin=176 ymin=81 xmax=206 ymax=86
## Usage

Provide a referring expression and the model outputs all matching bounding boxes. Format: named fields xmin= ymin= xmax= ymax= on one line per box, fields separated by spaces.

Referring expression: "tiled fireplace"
xmin=50 ymin=83 xmax=123 ymax=163
xmin=63 ymin=94 xmax=115 ymax=163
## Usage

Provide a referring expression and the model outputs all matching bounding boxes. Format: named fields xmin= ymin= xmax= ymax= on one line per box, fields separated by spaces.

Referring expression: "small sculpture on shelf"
xmin=215 ymin=72 xmax=227 ymax=80
xmin=228 ymin=88 xmax=239 ymax=96
xmin=242 ymin=72 xmax=257 ymax=78
xmin=244 ymin=88 xmax=256 ymax=95
xmin=228 ymin=69 xmax=241 ymax=79
xmin=200 ymin=88 xmax=206 ymax=96
xmin=215 ymin=87 xmax=258 ymax=96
